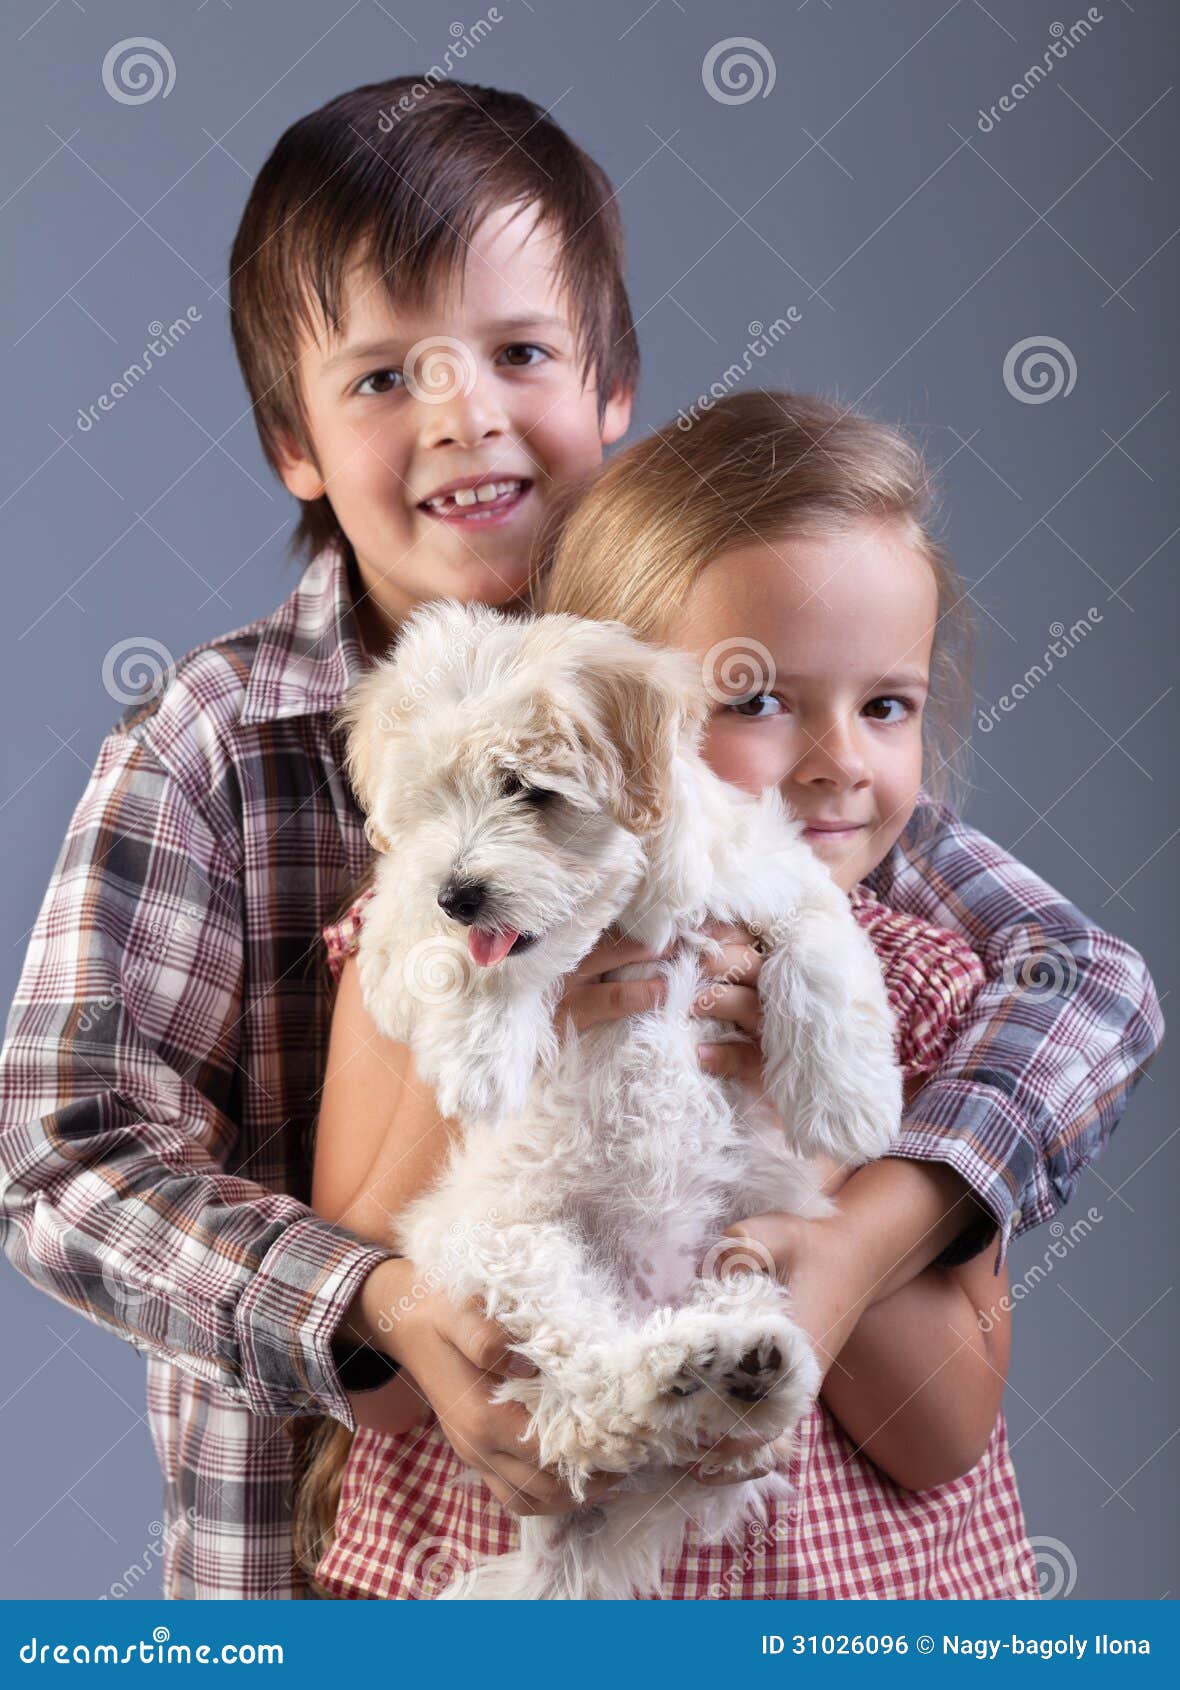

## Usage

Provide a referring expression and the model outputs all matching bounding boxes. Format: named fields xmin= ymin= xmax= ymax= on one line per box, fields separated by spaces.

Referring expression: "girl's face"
xmin=667 ymin=519 xmax=939 ymax=892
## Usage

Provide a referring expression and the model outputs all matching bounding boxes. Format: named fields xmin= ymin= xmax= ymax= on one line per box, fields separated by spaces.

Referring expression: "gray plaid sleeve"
xmin=0 ymin=729 xmax=394 ymax=1426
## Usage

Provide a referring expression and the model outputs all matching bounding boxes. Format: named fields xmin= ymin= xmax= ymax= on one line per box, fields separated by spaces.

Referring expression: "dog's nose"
xmin=437 ymin=877 xmax=489 ymax=925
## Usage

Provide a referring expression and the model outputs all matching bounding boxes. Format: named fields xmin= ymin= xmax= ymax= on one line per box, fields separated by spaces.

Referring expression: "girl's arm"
xmin=821 ymin=1250 xmax=1010 ymax=1492
xmin=815 ymin=1146 xmax=1010 ymax=1489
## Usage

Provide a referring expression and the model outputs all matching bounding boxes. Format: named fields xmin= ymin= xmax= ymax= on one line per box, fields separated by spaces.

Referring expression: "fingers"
xmin=698 ymin=925 xmax=765 ymax=982
xmin=451 ymin=1305 xmax=538 ymax=1381
xmin=685 ymin=1433 xmax=776 ymax=1487
xmin=691 ymin=982 xmax=763 ymax=1036
xmin=690 ymin=1454 xmax=777 ymax=1487
xmin=569 ymin=928 xmax=672 ymax=981
xmin=560 ymin=975 xmax=667 ymax=1035
xmin=697 ymin=1038 xmax=765 ymax=1088
xmin=484 ymin=1458 xmax=622 ymax=1517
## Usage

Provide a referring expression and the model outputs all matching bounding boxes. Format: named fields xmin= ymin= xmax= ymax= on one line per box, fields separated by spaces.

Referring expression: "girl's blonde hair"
xmin=536 ymin=388 xmax=975 ymax=812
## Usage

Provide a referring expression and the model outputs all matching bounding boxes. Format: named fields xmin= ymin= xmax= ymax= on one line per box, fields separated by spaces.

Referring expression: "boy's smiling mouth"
xmin=417 ymin=474 xmax=533 ymax=526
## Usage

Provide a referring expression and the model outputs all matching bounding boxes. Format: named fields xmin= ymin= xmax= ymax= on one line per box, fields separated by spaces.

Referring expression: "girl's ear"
xmin=583 ymin=636 xmax=708 ymax=835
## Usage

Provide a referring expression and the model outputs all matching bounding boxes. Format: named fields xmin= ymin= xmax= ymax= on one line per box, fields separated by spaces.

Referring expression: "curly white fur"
xmin=340 ymin=601 xmax=902 ymax=1600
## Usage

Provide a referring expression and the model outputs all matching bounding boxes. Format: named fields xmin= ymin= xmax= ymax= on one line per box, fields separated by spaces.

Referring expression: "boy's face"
xmin=277 ymin=203 xmax=632 ymax=641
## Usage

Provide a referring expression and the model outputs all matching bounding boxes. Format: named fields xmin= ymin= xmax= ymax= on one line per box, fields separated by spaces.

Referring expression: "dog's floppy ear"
xmin=338 ymin=599 xmax=500 ymax=852
xmin=579 ymin=628 xmax=709 ymax=835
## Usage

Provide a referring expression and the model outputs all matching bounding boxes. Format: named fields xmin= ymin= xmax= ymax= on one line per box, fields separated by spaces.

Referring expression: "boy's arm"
xmin=865 ymin=803 xmax=1164 ymax=1270
xmin=0 ymin=729 xmax=396 ymax=1430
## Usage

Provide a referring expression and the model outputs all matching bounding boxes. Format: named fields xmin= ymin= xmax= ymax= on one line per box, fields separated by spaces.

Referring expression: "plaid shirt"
xmin=0 ymin=543 xmax=1163 ymax=1599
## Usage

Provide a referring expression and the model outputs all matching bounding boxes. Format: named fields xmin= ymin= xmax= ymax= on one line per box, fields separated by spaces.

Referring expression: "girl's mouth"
xmin=417 ymin=478 xmax=533 ymax=528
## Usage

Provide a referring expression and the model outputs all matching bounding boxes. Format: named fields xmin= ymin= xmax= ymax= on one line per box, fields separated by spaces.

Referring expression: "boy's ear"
xmin=273 ymin=429 xmax=325 ymax=501
xmin=600 ymin=380 xmax=633 ymax=449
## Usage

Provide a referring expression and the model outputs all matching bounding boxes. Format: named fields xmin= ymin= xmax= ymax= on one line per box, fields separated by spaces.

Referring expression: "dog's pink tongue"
xmin=468 ymin=927 xmax=519 ymax=967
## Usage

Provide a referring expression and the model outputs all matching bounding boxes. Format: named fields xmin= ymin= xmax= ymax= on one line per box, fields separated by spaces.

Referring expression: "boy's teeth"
xmin=425 ymin=478 xmax=524 ymax=512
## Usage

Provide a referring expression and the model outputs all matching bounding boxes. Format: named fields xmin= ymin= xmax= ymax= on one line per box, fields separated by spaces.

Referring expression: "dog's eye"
xmin=502 ymin=772 xmax=554 ymax=807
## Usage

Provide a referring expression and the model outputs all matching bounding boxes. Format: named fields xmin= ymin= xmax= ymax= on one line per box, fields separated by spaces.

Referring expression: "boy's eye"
xmin=355 ymin=368 xmax=405 ymax=397
xmin=499 ymin=343 xmax=548 ymax=368
xmin=729 ymin=692 xmax=784 ymax=719
xmin=862 ymin=695 xmax=911 ymax=723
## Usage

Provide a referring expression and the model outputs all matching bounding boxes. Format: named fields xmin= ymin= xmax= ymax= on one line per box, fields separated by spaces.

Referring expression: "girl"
xmin=300 ymin=389 xmax=1046 ymax=1600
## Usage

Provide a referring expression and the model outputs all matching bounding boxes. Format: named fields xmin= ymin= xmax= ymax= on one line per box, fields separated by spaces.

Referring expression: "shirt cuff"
xmin=887 ymin=1078 xmax=1045 ymax=1272
xmin=234 ymin=1212 xmax=397 ymax=1427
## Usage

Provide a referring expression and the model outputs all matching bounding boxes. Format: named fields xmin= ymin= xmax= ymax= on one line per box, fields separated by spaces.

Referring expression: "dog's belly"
xmin=543 ymin=948 xmax=755 ymax=1314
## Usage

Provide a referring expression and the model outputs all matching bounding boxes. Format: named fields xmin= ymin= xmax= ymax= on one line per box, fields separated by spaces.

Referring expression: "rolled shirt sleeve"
xmin=0 ymin=728 xmax=395 ymax=1428
xmin=866 ymin=803 xmax=1165 ymax=1270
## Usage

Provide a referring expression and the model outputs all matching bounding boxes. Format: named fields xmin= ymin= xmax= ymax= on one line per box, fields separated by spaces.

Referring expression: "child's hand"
xmin=711 ymin=1210 xmax=872 ymax=1380
xmin=554 ymin=928 xmax=673 ymax=1034
xmin=346 ymin=1261 xmax=621 ymax=1517
xmin=690 ymin=921 xmax=767 ymax=1093
xmin=556 ymin=920 xmax=769 ymax=1092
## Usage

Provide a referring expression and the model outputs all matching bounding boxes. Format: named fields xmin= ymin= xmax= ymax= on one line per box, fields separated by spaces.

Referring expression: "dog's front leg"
xmin=756 ymin=878 xmax=902 ymax=1164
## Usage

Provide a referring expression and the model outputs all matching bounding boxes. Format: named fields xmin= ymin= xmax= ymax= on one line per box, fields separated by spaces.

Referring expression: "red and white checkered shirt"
xmin=316 ymin=893 xmax=1037 ymax=1600
xmin=0 ymin=544 xmax=1161 ymax=1598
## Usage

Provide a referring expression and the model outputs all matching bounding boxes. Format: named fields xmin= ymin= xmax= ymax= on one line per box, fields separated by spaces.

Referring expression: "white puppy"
xmin=340 ymin=601 xmax=901 ymax=1600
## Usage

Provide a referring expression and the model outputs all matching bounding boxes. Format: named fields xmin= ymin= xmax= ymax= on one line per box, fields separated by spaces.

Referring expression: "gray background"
xmin=1 ymin=0 xmax=1175 ymax=1601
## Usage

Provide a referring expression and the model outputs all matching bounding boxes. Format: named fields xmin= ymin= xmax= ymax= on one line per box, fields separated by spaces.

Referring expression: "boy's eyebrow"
xmin=320 ymin=314 xmax=571 ymax=372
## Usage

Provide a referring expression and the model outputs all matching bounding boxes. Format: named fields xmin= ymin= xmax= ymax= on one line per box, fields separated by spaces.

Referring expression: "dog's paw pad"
xmin=722 ymin=1340 xmax=785 ymax=1404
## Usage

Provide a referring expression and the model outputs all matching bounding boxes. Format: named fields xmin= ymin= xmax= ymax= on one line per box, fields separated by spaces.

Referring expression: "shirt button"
xmin=1010 ymin=1206 xmax=1022 ymax=1227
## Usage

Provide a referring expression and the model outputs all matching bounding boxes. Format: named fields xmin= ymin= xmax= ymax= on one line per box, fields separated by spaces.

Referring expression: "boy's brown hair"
xmin=229 ymin=77 xmax=640 ymax=564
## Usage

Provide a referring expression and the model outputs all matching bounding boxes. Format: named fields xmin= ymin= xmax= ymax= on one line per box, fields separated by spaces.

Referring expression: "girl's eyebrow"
xmin=770 ymin=669 xmax=930 ymax=691
xmin=873 ymin=671 xmax=930 ymax=691
xmin=320 ymin=314 xmax=570 ymax=372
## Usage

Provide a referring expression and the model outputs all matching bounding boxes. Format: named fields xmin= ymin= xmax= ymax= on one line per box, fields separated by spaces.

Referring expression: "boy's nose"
xmin=419 ymin=370 xmax=511 ymax=452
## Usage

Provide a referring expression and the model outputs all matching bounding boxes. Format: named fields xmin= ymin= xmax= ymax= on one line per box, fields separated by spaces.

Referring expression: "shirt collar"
xmin=239 ymin=543 xmax=369 ymax=726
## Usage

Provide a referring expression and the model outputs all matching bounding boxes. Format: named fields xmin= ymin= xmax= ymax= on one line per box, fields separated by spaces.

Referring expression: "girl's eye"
xmin=729 ymin=692 xmax=784 ymax=719
xmin=862 ymin=695 xmax=911 ymax=723
xmin=355 ymin=368 xmax=405 ymax=397
xmin=499 ymin=343 xmax=548 ymax=368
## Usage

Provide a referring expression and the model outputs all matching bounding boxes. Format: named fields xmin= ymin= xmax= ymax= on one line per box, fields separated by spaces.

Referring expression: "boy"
xmin=0 ymin=77 xmax=1162 ymax=1598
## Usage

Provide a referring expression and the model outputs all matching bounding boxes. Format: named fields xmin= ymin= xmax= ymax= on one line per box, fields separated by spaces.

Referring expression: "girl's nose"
xmin=793 ymin=717 xmax=870 ymax=789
